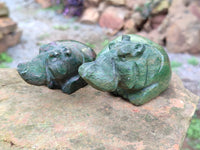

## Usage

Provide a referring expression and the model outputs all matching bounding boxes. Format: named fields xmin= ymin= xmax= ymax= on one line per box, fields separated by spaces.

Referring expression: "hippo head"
xmin=79 ymin=55 xmax=119 ymax=92
xmin=46 ymin=46 xmax=83 ymax=80
xmin=18 ymin=40 xmax=96 ymax=86
xmin=79 ymin=35 xmax=146 ymax=92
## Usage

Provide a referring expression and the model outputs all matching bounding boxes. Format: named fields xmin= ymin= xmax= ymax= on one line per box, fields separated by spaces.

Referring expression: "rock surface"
xmin=4 ymin=29 xmax=22 ymax=47
xmin=107 ymin=0 xmax=125 ymax=6
xmin=124 ymin=19 xmax=137 ymax=34
xmin=35 ymin=0 xmax=52 ymax=8
xmin=189 ymin=1 xmax=200 ymax=20
xmin=0 ymin=3 xmax=9 ymax=17
xmin=137 ymin=30 xmax=165 ymax=46
xmin=0 ymin=17 xmax=17 ymax=34
xmin=152 ymin=0 xmax=170 ymax=15
xmin=0 ymin=3 xmax=22 ymax=53
xmin=80 ymin=7 xmax=99 ymax=24
xmin=99 ymin=6 xmax=130 ymax=30
xmin=166 ymin=11 xmax=200 ymax=53
xmin=0 ymin=69 xmax=199 ymax=149
xmin=157 ymin=0 xmax=200 ymax=53
xmin=84 ymin=0 xmax=102 ymax=6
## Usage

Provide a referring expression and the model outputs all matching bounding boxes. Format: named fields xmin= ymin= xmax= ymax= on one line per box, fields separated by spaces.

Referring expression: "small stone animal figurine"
xmin=17 ymin=40 xmax=96 ymax=94
xmin=79 ymin=35 xmax=171 ymax=106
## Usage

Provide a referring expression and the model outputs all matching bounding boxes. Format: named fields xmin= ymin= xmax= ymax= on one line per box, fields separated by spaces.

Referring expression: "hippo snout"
xmin=17 ymin=61 xmax=46 ymax=85
xmin=78 ymin=62 xmax=96 ymax=79
xmin=78 ymin=60 xmax=119 ymax=92
xmin=17 ymin=63 xmax=28 ymax=77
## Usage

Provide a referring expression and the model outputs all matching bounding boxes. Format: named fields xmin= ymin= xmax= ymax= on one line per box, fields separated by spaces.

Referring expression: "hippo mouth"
xmin=17 ymin=61 xmax=46 ymax=85
xmin=78 ymin=58 xmax=119 ymax=92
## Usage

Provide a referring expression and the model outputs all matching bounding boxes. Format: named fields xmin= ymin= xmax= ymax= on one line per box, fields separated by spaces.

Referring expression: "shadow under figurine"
xmin=17 ymin=40 xmax=96 ymax=94
xmin=79 ymin=35 xmax=172 ymax=106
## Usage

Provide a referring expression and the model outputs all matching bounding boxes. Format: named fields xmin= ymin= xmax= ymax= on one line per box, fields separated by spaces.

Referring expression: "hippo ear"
xmin=131 ymin=43 xmax=145 ymax=57
xmin=108 ymin=43 xmax=115 ymax=50
xmin=39 ymin=44 xmax=50 ymax=54
xmin=122 ymin=35 xmax=131 ymax=41
xmin=39 ymin=42 xmax=57 ymax=54
xmin=80 ymin=47 xmax=96 ymax=62
xmin=117 ymin=43 xmax=145 ymax=58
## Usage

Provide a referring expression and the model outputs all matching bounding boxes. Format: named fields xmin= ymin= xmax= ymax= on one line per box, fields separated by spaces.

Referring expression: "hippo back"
xmin=39 ymin=40 xmax=96 ymax=63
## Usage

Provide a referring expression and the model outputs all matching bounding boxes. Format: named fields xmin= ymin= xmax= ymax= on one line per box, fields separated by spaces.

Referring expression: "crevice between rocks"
xmin=1 ymin=139 xmax=24 ymax=149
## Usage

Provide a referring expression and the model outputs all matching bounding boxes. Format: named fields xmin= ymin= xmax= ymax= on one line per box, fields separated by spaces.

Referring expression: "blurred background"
xmin=0 ymin=0 xmax=199 ymax=149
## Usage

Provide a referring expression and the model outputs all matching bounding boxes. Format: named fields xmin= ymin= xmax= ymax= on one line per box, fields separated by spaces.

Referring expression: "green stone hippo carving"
xmin=79 ymin=35 xmax=172 ymax=106
xmin=17 ymin=40 xmax=96 ymax=94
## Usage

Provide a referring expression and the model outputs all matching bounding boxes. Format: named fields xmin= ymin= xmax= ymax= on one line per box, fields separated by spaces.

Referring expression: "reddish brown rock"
xmin=105 ymin=28 xmax=119 ymax=36
xmin=80 ymin=7 xmax=99 ymax=24
xmin=126 ymin=0 xmax=145 ymax=9
xmin=151 ymin=14 xmax=166 ymax=29
xmin=0 ymin=17 xmax=17 ymax=35
xmin=125 ymin=0 xmax=135 ymax=9
xmin=4 ymin=29 xmax=22 ymax=47
xmin=98 ymin=1 xmax=108 ymax=12
xmin=151 ymin=0 xmax=185 ymax=34
xmin=0 ymin=29 xmax=21 ymax=53
xmin=189 ymin=1 xmax=200 ymax=20
xmin=168 ymin=0 xmax=186 ymax=17
xmin=107 ymin=0 xmax=125 ymax=6
xmin=0 ymin=3 xmax=9 ymax=17
xmin=0 ymin=38 xmax=8 ymax=53
xmin=124 ymin=19 xmax=137 ymax=34
xmin=35 ymin=0 xmax=52 ymax=8
xmin=99 ymin=6 xmax=130 ymax=30
xmin=138 ymin=30 xmax=165 ymax=46
xmin=0 ymin=32 xmax=3 ymax=40
xmin=132 ymin=12 xmax=145 ymax=27
xmin=166 ymin=11 xmax=200 ymax=53
xmin=0 ymin=69 xmax=199 ymax=149
xmin=84 ymin=0 xmax=102 ymax=7
xmin=156 ymin=0 xmax=200 ymax=53
xmin=183 ymin=0 xmax=198 ymax=6
xmin=152 ymin=0 xmax=170 ymax=15
xmin=143 ymin=20 xmax=152 ymax=32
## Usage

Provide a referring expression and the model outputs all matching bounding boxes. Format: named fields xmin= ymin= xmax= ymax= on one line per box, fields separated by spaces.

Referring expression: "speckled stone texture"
xmin=0 ymin=69 xmax=199 ymax=150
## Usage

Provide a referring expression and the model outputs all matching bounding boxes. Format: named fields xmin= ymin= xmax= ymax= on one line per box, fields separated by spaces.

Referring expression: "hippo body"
xmin=17 ymin=40 xmax=96 ymax=94
xmin=79 ymin=35 xmax=171 ymax=105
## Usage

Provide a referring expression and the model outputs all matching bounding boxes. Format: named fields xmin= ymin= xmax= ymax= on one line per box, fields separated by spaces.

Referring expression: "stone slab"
xmin=0 ymin=17 xmax=17 ymax=35
xmin=0 ymin=69 xmax=199 ymax=150
xmin=0 ymin=38 xmax=8 ymax=53
xmin=0 ymin=29 xmax=22 ymax=53
xmin=4 ymin=29 xmax=22 ymax=47
xmin=0 ymin=3 xmax=9 ymax=17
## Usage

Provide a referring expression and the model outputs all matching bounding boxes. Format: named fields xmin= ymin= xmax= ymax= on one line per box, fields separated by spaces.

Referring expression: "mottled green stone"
xmin=17 ymin=40 xmax=96 ymax=94
xmin=79 ymin=34 xmax=172 ymax=106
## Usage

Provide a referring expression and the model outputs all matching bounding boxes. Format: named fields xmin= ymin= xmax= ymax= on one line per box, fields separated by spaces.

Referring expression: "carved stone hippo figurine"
xmin=79 ymin=35 xmax=171 ymax=106
xmin=17 ymin=40 xmax=96 ymax=94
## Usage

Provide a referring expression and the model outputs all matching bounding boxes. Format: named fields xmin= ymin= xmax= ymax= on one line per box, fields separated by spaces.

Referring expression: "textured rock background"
xmin=0 ymin=69 xmax=199 ymax=149
xmin=0 ymin=2 xmax=22 ymax=53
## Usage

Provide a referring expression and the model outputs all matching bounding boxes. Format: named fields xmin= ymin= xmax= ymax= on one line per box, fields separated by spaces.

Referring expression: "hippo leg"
xmin=62 ymin=75 xmax=87 ymax=94
xmin=126 ymin=82 xmax=167 ymax=106
xmin=45 ymin=65 xmax=58 ymax=89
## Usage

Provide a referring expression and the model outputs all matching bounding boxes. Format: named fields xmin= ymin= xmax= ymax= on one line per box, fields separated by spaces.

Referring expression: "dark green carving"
xmin=79 ymin=34 xmax=172 ymax=106
xmin=17 ymin=40 xmax=96 ymax=94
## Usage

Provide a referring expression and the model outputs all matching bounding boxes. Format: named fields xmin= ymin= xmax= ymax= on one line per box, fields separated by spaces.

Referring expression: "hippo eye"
xmin=49 ymin=51 xmax=60 ymax=58
xmin=64 ymin=49 xmax=71 ymax=57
